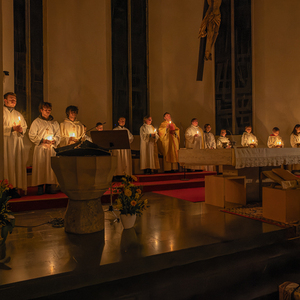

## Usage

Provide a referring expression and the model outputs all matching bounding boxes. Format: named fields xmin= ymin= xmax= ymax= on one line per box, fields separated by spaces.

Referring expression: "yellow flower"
xmin=124 ymin=189 xmax=132 ymax=197
xmin=135 ymin=193 xmax=140 ymax=199
xmin=131 ymin=175 xmax=137 ymax=181
xmin=144 ymin=199 xmax=148 ymax=204
xmin=131 ymin=200 xmax=137 ymax=206
xmin=136 ymin=188 xmax=141 ymax=194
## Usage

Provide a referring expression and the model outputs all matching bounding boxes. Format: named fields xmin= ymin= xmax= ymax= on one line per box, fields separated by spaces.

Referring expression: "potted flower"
xmin=114 ymin=175 xmax=148 ymax=229
xmin=0 ymin=179 xmax=15 ymax=259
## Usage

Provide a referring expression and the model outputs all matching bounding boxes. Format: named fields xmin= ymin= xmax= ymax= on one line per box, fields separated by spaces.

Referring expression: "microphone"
xmin=226 ymin=129 xmax=236 ymax=148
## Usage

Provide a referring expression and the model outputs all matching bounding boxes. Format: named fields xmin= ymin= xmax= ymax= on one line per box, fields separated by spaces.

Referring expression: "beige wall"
xmin=148 ymin=0 xmax=215 ymax=145
xmin=252 ymin=0 xmax=300 ymax=146
xmin=2 ymin=0 xmax=14 ymax=94
xmin=44 ymin=0 xmax=112 ymax=130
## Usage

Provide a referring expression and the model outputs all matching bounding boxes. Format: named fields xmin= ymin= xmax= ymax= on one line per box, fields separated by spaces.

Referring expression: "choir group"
xmin=3 ymin=92 xmax=300 ymax=198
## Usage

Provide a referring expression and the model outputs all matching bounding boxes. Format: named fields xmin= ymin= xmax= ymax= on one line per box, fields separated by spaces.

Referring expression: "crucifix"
xmin=197 ymin=0 xmax=222 ymax=81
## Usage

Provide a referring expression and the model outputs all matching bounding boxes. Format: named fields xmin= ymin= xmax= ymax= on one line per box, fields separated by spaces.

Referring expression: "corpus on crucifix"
xmin=198 ymin=0 xmax=222 ymax=61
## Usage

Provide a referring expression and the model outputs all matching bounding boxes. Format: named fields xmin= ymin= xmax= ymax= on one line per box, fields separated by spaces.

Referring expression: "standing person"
xmin=140 ymin=116 xmax=160 ymax=174
xmin=3 ymin=92 xmax=27 ymax=197
xmin=241 ymin=125 xmax=258 ymax=147
xmin=185 ymin=118 xmax=204 ymax=171
xmin=29 ymin=102 xmax=61 ymax=195
xmin=113 ymin=117 xmax=134 ymax=176
xmin=59 ymin=105 xmax=84 ymax=147
xmin=267 ymin=127 xmax=284 ymax=148
xmin=203 ymin=124 xmax=216 ymax=149
xmin=290 ymin=124 xmax=300 ymax=148
xmin=216 ymin=129 xmax=231 ymax=149
xmin=158 ymin=112 xmax=180 ymax=172
xmin=203 ymin=123 xmax=216 ymax=171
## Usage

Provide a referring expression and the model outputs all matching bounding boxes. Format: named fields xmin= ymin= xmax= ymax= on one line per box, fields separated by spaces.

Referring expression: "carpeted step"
xmin=136 ymin=171 xmax=216 ymax=182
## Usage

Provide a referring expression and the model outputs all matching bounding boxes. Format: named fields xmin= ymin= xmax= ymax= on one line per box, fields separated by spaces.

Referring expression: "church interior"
xmin=1 ymin=0 xmax=300 ymax=299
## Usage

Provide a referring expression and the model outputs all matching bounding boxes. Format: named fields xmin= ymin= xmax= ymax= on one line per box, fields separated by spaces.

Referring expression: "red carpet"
xmin=152 ymin=187 xmax=205 ymax=202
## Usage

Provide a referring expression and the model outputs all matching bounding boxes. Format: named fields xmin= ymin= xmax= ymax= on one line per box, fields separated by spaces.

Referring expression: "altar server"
xmin=241 ymin=125 xmax=258 ymax=147
xmin=29 ymin=102 xmax=61 ymax=195
xmin=267 ymin=127 xmax=284 ymax=148
xmin=3 ymin=92 xmax=27 ymax=196
xmin=140 ymin=116 xmax=160 ymax=174
xmin=203 ymin=124 xmax=216 ymax=149
xmin=290 ymin=124 xmax=300 ymax=148
xmin=113 ymin=117 xmax=134 ymax=176
xmin=158 ymin=112 xmax=180 ymax=172
xmin=185 ymin=118 xmax=204 ymax=150
xmin=216 ymin=129 xmax=231 ymax=149
xmin=60 ymin=105 xmax=84 ymax=147
xmin=184 ymin=118 xmax=205 ymax=171
xmin=203 ymin=124 xmax=216 ymax=171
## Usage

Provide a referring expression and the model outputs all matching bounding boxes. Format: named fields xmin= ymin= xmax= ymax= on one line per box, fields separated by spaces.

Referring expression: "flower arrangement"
xmin=114 ymin=175 xmax=148 ymax=216
xmin=0 ymin=179 xmax=15 ymax=246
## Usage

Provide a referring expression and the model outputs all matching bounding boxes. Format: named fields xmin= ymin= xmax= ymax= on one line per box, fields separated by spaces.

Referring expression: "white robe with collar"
xmin=140 ymin=123 xmax=160 ymax=170
xmin=113 ymin=126 xmax=134 ymax=176
xmin=29 ymin=117 xmax=61 ymax=186
xmin=59 ymin=118 xmax=85 ymax=147
xmin=3 ymin=106 xmax=28 ymax=190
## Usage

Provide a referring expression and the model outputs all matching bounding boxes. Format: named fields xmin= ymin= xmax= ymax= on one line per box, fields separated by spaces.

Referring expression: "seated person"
xmin=267 ymin=127 xmax=284 ymax=148
xmin=290 ymin=124 xmax=300 ymax=148
xmin=216 ymin=129 xmax=231 ymax=149
xmin=241 ymin=125 xmax=258 ymax=147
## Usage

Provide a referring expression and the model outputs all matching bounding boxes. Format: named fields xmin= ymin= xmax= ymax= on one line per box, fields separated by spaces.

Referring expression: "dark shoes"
xmin=37 ymin=185 xmax=44 ymax=195
xmin=9 ymin=188 xmax=21 ymax=199
xmin=45 ymin=184 xmax=57 ymax=194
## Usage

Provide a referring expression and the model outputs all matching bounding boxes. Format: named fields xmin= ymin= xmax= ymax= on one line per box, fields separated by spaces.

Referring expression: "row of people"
xmin=3 ymin=91 xmax=300 ymax=195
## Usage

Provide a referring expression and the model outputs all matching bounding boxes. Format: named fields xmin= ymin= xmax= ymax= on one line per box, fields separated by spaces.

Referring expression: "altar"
xmin=179 ymin=147 xmax=300 ymax=203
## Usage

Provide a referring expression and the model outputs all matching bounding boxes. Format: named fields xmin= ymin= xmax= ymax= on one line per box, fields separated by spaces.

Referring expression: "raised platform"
xmin=1 ymin=193 xmax=300 ymax=300
xmin=8 ymin=171 xmax=216 ymax=212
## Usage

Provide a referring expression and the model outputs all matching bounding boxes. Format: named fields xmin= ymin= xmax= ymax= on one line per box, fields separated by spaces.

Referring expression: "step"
xmin=136 ymin=171 xmax=216 ymax=182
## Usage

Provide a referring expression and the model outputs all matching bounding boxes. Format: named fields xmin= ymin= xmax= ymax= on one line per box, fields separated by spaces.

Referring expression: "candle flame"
xmin=69 ymin=132 xmax=75 ymax=137
xmin=46 ymin=135 xmax=53 ymax=141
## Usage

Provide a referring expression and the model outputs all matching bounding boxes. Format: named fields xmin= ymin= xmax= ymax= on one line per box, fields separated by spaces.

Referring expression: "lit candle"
xmin=154 ymin=129 xmax=157 ymax=133
xmin=17 ymin=116 xmax=21 ymax=125
xmin=169 ymin=121 xmax=171 ymax=124
xmin=45 ymin=135 xmax=53 ymax=141
xmin=197 ymin=131 xmax=199 ymax=134
xmin=69 ymin=132 xmax=75 ymax=137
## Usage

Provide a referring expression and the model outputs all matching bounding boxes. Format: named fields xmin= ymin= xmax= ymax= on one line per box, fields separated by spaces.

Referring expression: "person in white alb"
xmin=3 ymin=92 xmax=27 ymax=197
xmin=241 ymin=125 xmax=258 ymax=147
xmin=113 ymin=117 xmax=134 ymax=176
xmin=59 ymin=105 xmax=85 ymax=147
xmin=140 ymin=116 xmax=160 ymax=174
xmin=203 ymin=123 xmax=216 ymax=171
xmin=185 ymin=118 xmax=205 ymax=171
xmin=267 ymin=127 xmax=284 ymax=148
xmin=29 ymin=102 xmax=61 ymax=195
xmin=216 ymin=129 xmax=231 ymax=149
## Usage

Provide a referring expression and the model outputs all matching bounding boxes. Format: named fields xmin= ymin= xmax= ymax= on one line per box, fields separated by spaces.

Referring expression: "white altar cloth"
xmin=234 ymin=147 xmax=300 ymax=169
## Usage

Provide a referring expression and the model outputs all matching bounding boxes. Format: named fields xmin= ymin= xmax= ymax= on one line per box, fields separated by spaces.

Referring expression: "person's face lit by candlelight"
xmin=164 ymin=114 xmax=171 ymax=122
xmin=220 ymin=129 xmax=227 ymax=137
xmin=191 ymin=119 xmax=198 ymax=127
xmin=245 ymin=126 xmax=252 ymax=134
xmin=4 ymin=95 xmax=17 ymax=108
xmin=68 ymin=111 xmax=77 ymax=122
xmin=96 ymin=125 xmax=103 ymax=131
xmin=273 ymin=130 xmax=279 ymax=137
xmin=40 ymin=106 xmax=52 ymax=119
xmin=145 ymin=117 xmax=152 ymax=125
xmin=118 ymin=118 xmax=126 ymax=127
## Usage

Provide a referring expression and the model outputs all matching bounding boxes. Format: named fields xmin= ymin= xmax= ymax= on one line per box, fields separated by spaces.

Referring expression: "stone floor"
xmin=0 ymin=192 xmax=298 ymax=299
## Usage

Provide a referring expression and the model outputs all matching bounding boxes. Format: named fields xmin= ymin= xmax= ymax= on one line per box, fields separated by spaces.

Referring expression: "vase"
xmin=120 ymin=214 xmax=136 ymax=229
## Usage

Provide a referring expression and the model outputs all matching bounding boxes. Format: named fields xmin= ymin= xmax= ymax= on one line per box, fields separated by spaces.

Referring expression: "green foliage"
xmin=114 ymin=175 xmax=149 ymax=216
xmin=0 ymin=180 xmax=15 ymax=246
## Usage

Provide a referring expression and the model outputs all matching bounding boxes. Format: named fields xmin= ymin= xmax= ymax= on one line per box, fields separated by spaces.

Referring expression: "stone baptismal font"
xmin=51 ymin=141 xmax=117 ymax=234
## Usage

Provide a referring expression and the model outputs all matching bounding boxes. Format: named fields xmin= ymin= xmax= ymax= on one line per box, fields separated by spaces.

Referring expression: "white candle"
xmin=17 ymin=116 xmax=21 ymax=125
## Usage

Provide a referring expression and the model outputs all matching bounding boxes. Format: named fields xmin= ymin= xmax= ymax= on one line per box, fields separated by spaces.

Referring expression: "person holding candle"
xmin=290 ymin=124 xmax=300 ymax=148
xmin=158 ymin=112 xmax=180 ymax=172
xmin=113 ymin=117 xmax=134 ymax=176
xmin=267 ymin=127 xmax=284 ymax=148
xmin=29 ymin=102 xmax=61 ymax=195
xmin=203 ymin=124 xmax=216 ymax=149
xmin=59 ymin=105 xmax=85 ymax=147
xmin=184 ymin=118 xmax=204 ymax=171
xmin=3 ymin=92 xmax=27 ymax=197
xmin=241 ymin=125 xmax=258 ymax=148
xmin=216 ymin=129 xmax=231 ymax=149
xmin=140 ymin=116 xmax=160 ymax=174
